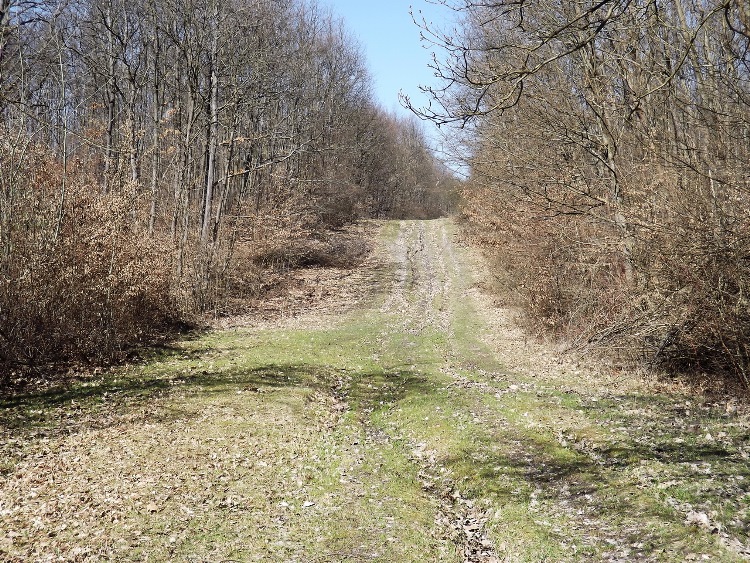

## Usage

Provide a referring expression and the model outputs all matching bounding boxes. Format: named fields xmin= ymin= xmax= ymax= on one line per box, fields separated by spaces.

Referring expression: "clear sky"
xmin=322 ymin=0 xmax=454 ymax=120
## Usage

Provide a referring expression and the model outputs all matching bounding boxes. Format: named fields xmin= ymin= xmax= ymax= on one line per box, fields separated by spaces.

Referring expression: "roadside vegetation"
xmin=411 ymin=0 xmax=750 ymax=391
xmin=0 ymin=0 xmax=457 ymax=385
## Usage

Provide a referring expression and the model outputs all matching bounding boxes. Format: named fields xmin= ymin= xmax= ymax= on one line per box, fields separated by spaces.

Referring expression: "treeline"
xmin=0 ymin=0 xmax=455 ymax=377
xmin=417 ymin=1 xmax=750 ymax=386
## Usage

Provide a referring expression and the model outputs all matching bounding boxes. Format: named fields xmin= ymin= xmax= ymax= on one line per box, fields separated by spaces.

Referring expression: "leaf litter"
xmin=2 ymin=219 xmax=750 ymax=562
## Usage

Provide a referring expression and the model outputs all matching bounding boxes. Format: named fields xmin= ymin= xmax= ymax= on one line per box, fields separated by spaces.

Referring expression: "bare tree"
xmin=417 ymin=0 xmax=750 ymax=382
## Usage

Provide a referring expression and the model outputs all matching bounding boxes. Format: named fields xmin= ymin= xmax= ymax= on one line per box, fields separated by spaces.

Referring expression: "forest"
xmin=4 ymin=2 xmax=750 ymax=559
xmin=0 ymin=0 xmax=456 ymax=379
xmin=416 ymin=0 xmax=750 ymax=388
xmin=2 ymin=0 xmax=750 ymax=391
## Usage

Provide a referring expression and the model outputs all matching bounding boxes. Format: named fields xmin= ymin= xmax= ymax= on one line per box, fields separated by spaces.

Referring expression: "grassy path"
xmin=2 ymin=219 xmax=750 ymax=561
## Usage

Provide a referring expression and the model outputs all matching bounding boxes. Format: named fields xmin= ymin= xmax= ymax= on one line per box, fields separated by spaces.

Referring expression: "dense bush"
xmin=446 ymin=1 xmax=750 ymax=388
xmin=0 ymin=147 xmax=175 ymax=377
xmin=0 ymin=0 xmax=454 ymax=386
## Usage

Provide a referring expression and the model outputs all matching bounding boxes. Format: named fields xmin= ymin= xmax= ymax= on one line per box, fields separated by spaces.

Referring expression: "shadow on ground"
xmin=0 ymin=348 xmax=433 ymax=474
xmin=438 ymin=388 xmax=750 ymax=553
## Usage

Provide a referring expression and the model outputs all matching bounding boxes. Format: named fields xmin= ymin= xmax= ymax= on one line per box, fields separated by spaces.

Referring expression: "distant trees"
xmin=417 ymin=0 xmax=750 ymax=385
xmin=0 ymin=0 xmax=454 ymax=378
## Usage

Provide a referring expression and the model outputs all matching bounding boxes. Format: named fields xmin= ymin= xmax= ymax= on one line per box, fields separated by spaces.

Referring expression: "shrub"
xmin=0 ymin=145 xmax=177 ymax=380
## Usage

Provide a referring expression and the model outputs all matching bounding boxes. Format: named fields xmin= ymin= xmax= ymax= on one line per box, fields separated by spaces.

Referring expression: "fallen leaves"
xmin=4 ymin=218 xmax=750 ymax=563
xmin=0 ymin=379 xmax=333 ymax=561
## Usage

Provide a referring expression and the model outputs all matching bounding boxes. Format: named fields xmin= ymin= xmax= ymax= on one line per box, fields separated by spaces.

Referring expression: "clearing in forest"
xmin=2 ymin=219 xmax=749 ymax=562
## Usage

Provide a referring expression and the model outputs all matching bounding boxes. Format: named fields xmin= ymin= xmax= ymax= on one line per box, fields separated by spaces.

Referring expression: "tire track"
xmin=382 ymin=219 xmax=501 ymax=563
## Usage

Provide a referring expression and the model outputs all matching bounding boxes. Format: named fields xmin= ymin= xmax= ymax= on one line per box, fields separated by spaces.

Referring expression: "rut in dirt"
xmin=379 ymin=220 xmax=502 ymax=563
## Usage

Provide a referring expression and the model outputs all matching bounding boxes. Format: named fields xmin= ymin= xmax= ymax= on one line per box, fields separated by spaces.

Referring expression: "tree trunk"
xmin=103 ymin=3 xmax=117 ymax=193
xmin=148 ymin=20 xmax=161 ymax=235
xmin=201 ymin=0 xmax=220 ymax=243
xmin=0 ymin=0 xmax=11 ymax=81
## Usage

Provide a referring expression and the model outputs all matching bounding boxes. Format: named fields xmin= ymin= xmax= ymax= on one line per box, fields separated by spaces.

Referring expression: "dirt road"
xmin=2 ymin=219 xmax=749 ymax=562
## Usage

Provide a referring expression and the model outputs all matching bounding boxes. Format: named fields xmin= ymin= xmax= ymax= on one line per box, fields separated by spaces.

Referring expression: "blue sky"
xmin=322 ymin=0 xmax=455 ymax=120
